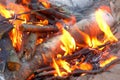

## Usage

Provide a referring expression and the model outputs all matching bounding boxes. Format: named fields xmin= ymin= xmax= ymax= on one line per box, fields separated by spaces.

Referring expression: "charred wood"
xmin=38 ymin=8 xmax=70 ymax=19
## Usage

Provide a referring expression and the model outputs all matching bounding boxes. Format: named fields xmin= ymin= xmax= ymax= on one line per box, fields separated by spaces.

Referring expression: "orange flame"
xmin=0 ymin=3 xmax=29 ymax=51
xmin=22 ymin=0 xmax=30 ymax=5
xmin=79 ymin=62 xmax=93 ymax=71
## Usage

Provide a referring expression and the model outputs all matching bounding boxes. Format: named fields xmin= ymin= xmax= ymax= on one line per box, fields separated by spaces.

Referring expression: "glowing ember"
xmin=79 ymin=62 xmax=93 ymax=71
xmin=22 ymin=0 xmax=30 ymax=5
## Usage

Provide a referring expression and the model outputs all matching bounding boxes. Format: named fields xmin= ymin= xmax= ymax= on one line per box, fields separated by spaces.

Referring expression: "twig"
xmin=35 ymin=66 xmax=53 ymax=73
xmin=35 ymin=70 xmax=55 ymax=77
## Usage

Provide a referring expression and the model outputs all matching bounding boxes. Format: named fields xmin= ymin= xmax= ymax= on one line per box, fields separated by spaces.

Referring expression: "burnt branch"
xmin=20 ymin=24 xmax=59 ymax=32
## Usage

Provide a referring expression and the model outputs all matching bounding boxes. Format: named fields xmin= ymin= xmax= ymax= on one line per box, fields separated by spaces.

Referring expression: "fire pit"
xmin=0 ymin=0 xmax=120 ymax=80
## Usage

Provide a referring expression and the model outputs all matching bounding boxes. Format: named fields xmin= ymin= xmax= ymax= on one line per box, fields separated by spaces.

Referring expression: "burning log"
xmin=20 ymin=24 xmax=59 ymax=32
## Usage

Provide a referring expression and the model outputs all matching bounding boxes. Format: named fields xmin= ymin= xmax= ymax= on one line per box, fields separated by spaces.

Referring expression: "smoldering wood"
xmin=20 ymin=24 xmax=59 ymax=32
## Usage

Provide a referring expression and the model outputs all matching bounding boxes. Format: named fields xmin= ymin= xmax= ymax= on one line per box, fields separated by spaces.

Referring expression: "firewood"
xmin=0 ymin=34 xmax=21 ymax=72
xmin=7 ymin=50 xmax=21 ymax=71
xmin=20 ymin=24 xmax=59 ymax=32
xmin=4 ymin=3 xmax=116 ymax=79
xmin=39 ymin=8 xmax=70 ymax=19
xmin=23 ymin=32 xmax=38 ymax=60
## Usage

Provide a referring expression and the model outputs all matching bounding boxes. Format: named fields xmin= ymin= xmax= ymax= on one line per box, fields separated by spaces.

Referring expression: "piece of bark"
xmin=20 ymin=24 xmax=59 ymax=32
xmin=23 ymin=33 xmax=38 ymax=60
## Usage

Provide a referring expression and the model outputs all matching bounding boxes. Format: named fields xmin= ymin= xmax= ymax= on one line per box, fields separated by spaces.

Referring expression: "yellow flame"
xmin=60 ymin=28 xmax=76 ymax=56
xmin=52 ymin=58 xmax=62 ymax=76
xmin=0 ymin=4 xmax=13 ymax=18
xmin=100 ymin=55 xmax=117 ymax=67
xmin=90 ymin=9 xmax=118 ymax=48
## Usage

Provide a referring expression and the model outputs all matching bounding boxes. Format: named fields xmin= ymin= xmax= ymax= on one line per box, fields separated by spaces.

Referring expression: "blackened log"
xmin=39 ymin=8 xmax=70 ymax=19
xmin=20 ymin=24 xmax=59 ymax=32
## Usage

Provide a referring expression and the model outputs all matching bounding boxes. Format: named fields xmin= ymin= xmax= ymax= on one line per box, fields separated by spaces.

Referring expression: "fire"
xmin=52 ymin=7 xmax=118 ymax=77
xmin=100 ymin=55 xmax=117 ymax=67
xmin=22 ymin=0 xmax=30 ymax=5
xmin=79 ymin=62 xmax=93 ymax=71
xmin=39 ymin=0 xmax=51 ymax=8
xmin=0 ymin=3 xmax=29 ymax=51
xmin=0 ymin=4 xmax=13 ymax=18
xmin=83 ymin=8 xmax=118 ymax=48
xmin=52 ymin=27 xmax=75 ymax=76
xmin=95 ymin=9 xmax=118 ymax=43
xmin=60 ymin=28 xmax=76 ymax=56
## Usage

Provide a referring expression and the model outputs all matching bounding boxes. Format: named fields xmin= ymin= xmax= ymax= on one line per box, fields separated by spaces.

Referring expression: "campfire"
xmin=0 ymin=0 xmax=120 ymax=80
